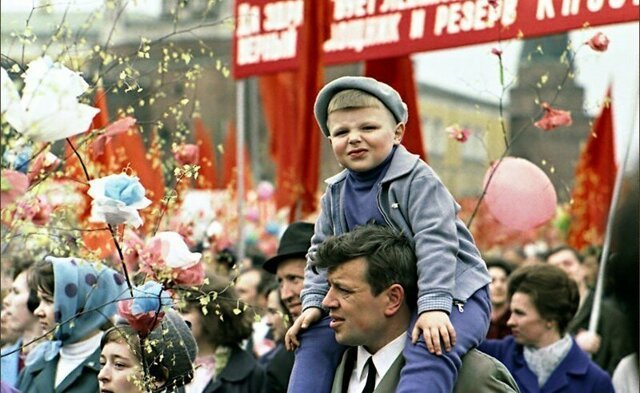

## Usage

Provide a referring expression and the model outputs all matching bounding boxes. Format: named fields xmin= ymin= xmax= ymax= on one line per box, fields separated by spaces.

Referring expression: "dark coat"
xmin=17 ymin=347 xmax=101 ymax=393
xmin=479 ymin=336 xmax=615 ymax=393
xmin=258 ymin=343 xmax=294 ymax=393
xmin=568 ymin=290 xmax=633 ymax=375
xmin=202 ymin=346 xmax=266 ymax=393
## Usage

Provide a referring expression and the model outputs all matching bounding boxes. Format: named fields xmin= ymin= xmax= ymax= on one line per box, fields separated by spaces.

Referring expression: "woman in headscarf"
xmin=18 ymin=256 xmax=127 ymax=392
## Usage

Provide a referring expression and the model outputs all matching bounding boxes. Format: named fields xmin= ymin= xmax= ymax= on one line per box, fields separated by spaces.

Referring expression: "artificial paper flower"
xmin=117 ymin=281 xmax=173 ymax=337
xmin=173 ymin=144 xmax=200 ymax=166
xmin=1 ymin=56 xmax=100 ymax=142
xmin=27 ymin=152 xmax=61 ymax=182
xmin=88 ymin=173 xmax=151 ymax=228
xmin=2 ymin=144 xmax=33 ymax=173
xmin=91 ymin=117 xmax=137 ymax=159
xmin=0 ymin=170 xmax=29 ymax=209
xmin=586 ymin=32 xmax=609 ymax=52
xmin=446 ymin=124 xmax=471 ymax=143
xmin=0 ymin=67 xmax=21 ymax=116
xmin=15 ymin=196 xmax=52 ymax=226
xmin=121 ymin=229 xmax=145 ymax=273
xmin=534 ymin=102 xmax=573 ymax=131
xmin=139 ymin=231 xmax=204 ymax=286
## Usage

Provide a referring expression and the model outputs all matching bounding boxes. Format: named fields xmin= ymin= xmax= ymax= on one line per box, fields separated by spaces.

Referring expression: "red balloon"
xmin=483 ymin=157 xmax=557 ymax=231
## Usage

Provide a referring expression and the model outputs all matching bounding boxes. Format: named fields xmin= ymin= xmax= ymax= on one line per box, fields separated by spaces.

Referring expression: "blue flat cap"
xmin=314 ymin=76 xmax=408 ymax=137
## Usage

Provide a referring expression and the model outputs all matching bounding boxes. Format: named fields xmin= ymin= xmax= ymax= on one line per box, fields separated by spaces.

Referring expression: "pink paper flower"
xmin=1 ymin=170 xmax=29 ymax=209
xmin=586 ymin=32 xmax=609 ymax=52
xmin=446 ymin=125 xmax=471 ymax=143
xmin=91 ymin=117 xmax=137 ymax=159
xmin=173 ymin=144 xmax=200 ymax=166
xmin=139 ymin=231 xmax=204 ymax=286
xmin=491 ymin=47 xmax=503 ymax=58
xmin=117 ymin=281 xmax=172 ymax=337
xmin=122 ymin=229 xmax=145 ymax=273
xmin=534 ymin=102 xmax=573 ymax=131
xmin=15 ymin=196 xmax=52 ymax=225
xmin=28 ymin=152 xmax=61 ymax=182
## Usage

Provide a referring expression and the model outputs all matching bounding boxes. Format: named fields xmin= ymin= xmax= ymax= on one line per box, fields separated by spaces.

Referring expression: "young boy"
xmin=285 ymin=76 xmax=492 ymax=393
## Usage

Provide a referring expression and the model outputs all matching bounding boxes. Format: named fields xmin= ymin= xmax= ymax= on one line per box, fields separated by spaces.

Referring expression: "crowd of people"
xmin=1 ymin=76 xmax=637 ymax=393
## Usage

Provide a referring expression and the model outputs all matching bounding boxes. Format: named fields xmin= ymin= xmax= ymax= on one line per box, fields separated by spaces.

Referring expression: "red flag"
xmin=294 ymin=0 xmax=325 ymax=218
xmin=259 ymin=72 xmax=300 ymax=211
xmin=365 ymin=56 xmax=427 ymax=162
xmin=193 ymin=115 xmax=219 ymax=189
xmin=80 ymin=86 xmax=115 ymax=257
xmin=257 ymin=2 xmax=326 ymax=220
xmin=221 ymin=122 xmax=253 ymax=192
xmin=63 ymin=86 xmax=111 ymax=181
xmin=110 ymin=125 xmax=165 ymax=204
xmin=567 ymin=89 xmax=617 ymax=250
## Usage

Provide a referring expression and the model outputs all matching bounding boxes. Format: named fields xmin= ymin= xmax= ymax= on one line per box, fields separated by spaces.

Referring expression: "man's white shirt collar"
xmin=348 ymin=333 xmax=405 ymax=393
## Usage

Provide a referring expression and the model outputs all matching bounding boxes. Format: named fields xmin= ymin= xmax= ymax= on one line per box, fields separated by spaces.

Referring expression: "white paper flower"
xmin=1 ymin=67 xmax=21 ymax=116
xmin=88 ymin=174 xmax=151 ymax=228
xmin=150 ymin=231 xmax=202 ymax=269
xmin=1 ymin=56 xmax=100 ymax=142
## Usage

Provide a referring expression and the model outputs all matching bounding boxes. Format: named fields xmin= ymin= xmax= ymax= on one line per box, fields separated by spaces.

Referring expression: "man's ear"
xmin=383 ymin=283 xmax=405 ymax=317
xmin=393 ymin=123 xmax=405 ymax=145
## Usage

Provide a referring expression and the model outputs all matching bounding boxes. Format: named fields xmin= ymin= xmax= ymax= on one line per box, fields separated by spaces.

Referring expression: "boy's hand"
xmin=411 ymin=311 xmax=456 ymax=356
xmin=284 ymin=307 xmax=322 ymax=351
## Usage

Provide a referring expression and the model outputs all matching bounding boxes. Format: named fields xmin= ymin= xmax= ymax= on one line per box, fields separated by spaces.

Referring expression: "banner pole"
xmin=236 ymin=79 xmax=246 ymax=266
xmin=588 ymin=75 xmax=640 ymax=333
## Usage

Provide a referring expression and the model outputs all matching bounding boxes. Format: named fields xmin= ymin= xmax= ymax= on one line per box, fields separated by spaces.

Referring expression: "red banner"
xmin=233 ymin=0 xmax=638 ymax=78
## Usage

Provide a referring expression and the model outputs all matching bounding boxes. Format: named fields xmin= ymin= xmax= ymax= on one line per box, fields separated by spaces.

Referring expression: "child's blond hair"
xmin=327 ymin=89 xmax=396 ymax=126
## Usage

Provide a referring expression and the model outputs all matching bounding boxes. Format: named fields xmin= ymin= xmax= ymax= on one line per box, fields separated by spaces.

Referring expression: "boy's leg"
xmin=397 ymin=286 xmax=491 ymax=393
xmin=288 ymin=316 xmax=347 ymax=393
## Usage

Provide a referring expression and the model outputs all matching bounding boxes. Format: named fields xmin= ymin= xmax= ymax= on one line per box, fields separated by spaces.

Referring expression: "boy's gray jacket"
xmin=301 ymin=145 xmax=491 ymax=314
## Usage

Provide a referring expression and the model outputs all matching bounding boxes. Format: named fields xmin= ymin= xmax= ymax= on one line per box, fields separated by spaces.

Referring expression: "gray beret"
xmin=314 ymin=76 xmax=409 ymax=137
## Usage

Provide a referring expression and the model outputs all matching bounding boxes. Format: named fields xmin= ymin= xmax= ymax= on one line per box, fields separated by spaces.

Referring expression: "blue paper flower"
xmin=131 ymin=281 xmax=173 ymax=315
xmin=87 ymin=173 xmax=151 ymax=228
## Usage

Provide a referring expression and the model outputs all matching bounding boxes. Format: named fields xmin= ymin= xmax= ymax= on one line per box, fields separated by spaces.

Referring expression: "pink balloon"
xmin=483 ymin=157 xmax=557 ymax=231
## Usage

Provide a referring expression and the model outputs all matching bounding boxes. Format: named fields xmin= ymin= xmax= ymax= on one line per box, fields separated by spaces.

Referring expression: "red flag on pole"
xmin=567 ymin=88 xmax=617 ymax=250
xmin=80 ymin=86 xmax=115 ymax=258
xmin=259 ymin=72 xmax=299 ymax=212
xmin=111 ymin=124 xmax=165 ymax=205
xmin=292 ymin=0 xmax=325 ymax=219
xmin=257 ymin=2 xmax=326 ymax=220
xmin=193 ymin=115 xmax=219 ymax=189
xmin=365 ymin=56 xmax=427 ymax=162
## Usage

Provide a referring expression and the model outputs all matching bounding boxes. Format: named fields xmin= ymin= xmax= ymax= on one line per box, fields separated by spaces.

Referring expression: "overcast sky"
xmin=2 ymin=2 xmax=638 ymax=169
xmin=415 ymin=22 xmax=639 ymax=169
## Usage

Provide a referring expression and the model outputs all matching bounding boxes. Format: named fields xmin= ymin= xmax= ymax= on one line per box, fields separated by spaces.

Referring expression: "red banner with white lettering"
xmin=233 ymin=0 xmax=638 ymax=78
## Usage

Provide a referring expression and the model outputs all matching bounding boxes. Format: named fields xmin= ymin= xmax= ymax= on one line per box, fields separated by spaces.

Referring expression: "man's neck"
xmin=364 ymin=313 xmax=410 ymax=354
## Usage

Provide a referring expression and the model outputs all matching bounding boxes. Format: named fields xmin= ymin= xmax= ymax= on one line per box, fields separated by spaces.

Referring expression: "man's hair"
xmin=315 ymin=224 xmax=417 ymax=308
xmin=544 ymin=245 xmax=583 ymax=264
xmin=328 ymin=90 xmax=396 ymax=126
xmin=485 ymin=258 xmax=514 ymax=276
xmin=508 ymin=264 xmax=579 ymax=335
